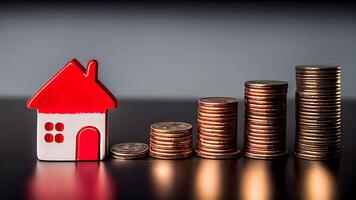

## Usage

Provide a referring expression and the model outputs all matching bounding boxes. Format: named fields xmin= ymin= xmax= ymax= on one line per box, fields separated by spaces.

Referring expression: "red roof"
xmin=27 ymin=59 xmax=118 ymax=114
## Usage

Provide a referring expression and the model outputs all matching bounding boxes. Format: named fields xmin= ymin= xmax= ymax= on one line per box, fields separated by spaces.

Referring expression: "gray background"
xmin=0 ymin=2 xmax=355 ymax=99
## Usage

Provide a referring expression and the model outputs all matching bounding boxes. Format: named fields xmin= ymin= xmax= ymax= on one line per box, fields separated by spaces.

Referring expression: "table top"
xmin=1 ymin=98 xmax=355 ymax=200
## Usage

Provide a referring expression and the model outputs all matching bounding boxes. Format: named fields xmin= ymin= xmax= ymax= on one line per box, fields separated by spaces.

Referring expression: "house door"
xmin=76 ymin=126 xmax=100 ymax=161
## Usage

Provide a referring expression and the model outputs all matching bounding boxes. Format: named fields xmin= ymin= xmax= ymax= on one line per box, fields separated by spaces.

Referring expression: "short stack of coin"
xmin=244 ymin=80 xmax=288 ymax=159
xmin=110 ymin=143 xmax=149 ymax=160
xmin=150 ymin=122 xmax=193 ymax=159
xmin=195 ymin=97 xmax=241 ymax=159
xmin=295 ymin=65 xmax=341 ymax=160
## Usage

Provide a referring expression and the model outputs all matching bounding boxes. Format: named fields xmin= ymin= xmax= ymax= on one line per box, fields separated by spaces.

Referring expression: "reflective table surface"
xmin=1 ymin=98 xmax=355 ymax=200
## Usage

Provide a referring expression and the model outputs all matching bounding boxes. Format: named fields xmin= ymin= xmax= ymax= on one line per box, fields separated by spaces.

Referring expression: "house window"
xmin=44 ymin=133 xmax=53 ymax=143
xmin=44 ymin=122 xmax=64 ymax=143
xmin=55 ymin=123 xmax=64 ymax=131
xmin=55 ymin=134 xmax=64 ymax=143
xmin=45 ymin=122 xmax=54 ymax=131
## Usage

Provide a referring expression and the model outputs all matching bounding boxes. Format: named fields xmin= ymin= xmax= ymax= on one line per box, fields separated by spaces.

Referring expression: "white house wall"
xmin=37 ymin=113 xmax=107 ymax=161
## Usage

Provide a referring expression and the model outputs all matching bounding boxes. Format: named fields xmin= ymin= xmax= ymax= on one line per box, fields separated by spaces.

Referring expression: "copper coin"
xmin=295 ymin=65 xmax=340 ymax=71
xmin=244 ymin=151 xmax=288 ymax=160
xmin=245 ymin=134 xmax=286 ymax=143
xmin=296 ymin=134 xmax=341 ymax=141
xmin=198 ymin=115 xmax=237 ymax=123
xmin=295 ymin=107 xmax=341 ymax=113
xmin=199 ymin=126 xmax=237 ymax=133
xmin=245 ymin=114 xmax=285 ymax=120
xmin=198 ymin=111 xmax=237 ymax=118
xmin=198 ymin=105 xmax=237 ymax=112
xmin=295 ymin=143 xmax=341 ymax=151
xmin=245 ymin=134 xmax=285 ymax=141
xmin=150 ymin=134 xmax=192 ymax=142
xmin=198 ymin=131 xmax=237 ymax=139
xmin=198 ymin=132 xmax=237 ymax=141
xmin=245 ymin=87 xmax=288 ymax=94
xmin=199 ymin=97 xmax=238 ymax=107
xmin=149 ymin=149 xmax=193 ymax=159
xmin=245 ymin=92 xmax=287 ymax=98
xmin=150 ymin=138 xmax=192 ymax=146
xmin=151 ymin=122 xmax=192 ymax=133
xmin=150 ymin=146 xmax=192 ymax=153
xmin=198 ymin=140 xmax=236 ymax=150
xmin=246 ymin=106 xmax=286 ymax=112
xmin=245 ymin=98 xmax=287 ymax=105
xmin=244 ymin=147 xmax=286 ymax=155
xmin=197 ymin=145 xmax=236 ymax=153
xmin=149 ymin=142 xmax=192 ymax=150
xmin=246 ymin=123 xmax=286 ymax=131
xmin=195 ymin=149 xmax=241 ymax=159
xmin=198 ymin=123 xmax=237 ymax=130
xmin=150 ymin=130 xmax=192 ymax=138
xmin=295 ymin=151 xmax=340 ymax=161
xmin=244 ymin=94 xmax=287 ymax=101
xmin=246 ymin=131 xmax=286 ymax=138
xmin=296 ymin=73 xmax=341 ymax=78
xmin=198 ymin=136 xmax=236 ymax=145
xmin=245 ymin=118 xmax=286 ymax=126
xmin=296 ymin=129 xmax=341 ymax=136
xmin=245 ymin=141 xmax=285 ymax=150
xmin=245 ymin=80 xmax=288 ymax=88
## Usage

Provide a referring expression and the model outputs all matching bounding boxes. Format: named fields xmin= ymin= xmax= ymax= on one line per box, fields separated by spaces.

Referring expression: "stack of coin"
xmin=244 ymin=80 xmax=288 ymax=159
xmin=150 ymin=122 xmax=193 ymax=159
xmin=195 ymin=97 xmax=241 ymax=159
xmin=110 ymin=143 xmax=149 ymax=159
xmin=295 ymin=65 xmax=341 ymax=160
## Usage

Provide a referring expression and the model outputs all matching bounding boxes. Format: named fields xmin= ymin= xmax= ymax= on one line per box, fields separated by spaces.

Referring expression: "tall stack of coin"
xmin=150 ymin=122 xmax=193 ymax=159
xmin=295 ymin=65 xmax=341 ymax=160
xmin=244 ymin=80 xmax=288 ymax=159
xmin=195 ymin=97 xmax=241 ymax=159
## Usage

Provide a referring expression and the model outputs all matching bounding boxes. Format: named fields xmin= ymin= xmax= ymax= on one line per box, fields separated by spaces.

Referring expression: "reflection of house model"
xmin=27 ymin=59 xmax=118 ymax=161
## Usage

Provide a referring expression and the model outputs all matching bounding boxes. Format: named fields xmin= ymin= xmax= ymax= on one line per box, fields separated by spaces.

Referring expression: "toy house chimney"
xmin=86 ymin=60 xmax=98 ymax=80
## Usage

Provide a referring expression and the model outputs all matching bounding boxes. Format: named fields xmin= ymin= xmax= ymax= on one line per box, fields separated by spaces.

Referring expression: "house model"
xmin=27 ymin=59 xmax=118 ymax=161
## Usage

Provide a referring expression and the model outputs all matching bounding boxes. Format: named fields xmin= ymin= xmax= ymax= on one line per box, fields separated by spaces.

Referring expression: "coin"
xmin=199 ymin=97 xmax=238 ymax=107
xmin=245 ymin=80 xmax=288 ymax=89
xmin=149 ymin=121 xmax=193 ymax=160
xmin=244 ymin=151 xmax=288 ymax=160
xmin=149 ymin=149 xmax=193 ymax=159
xmin=294 ymin=65 xmax=342 ymax=160
xmin=196 ymin=97 xmax=241 ymax=159
xmin=243 ymin=80 xmax=288 ymax=160
xmin=151 ymin=122 xmax=192 ymax=133
xmin=110 ymin=143 xmax=149 ymax=160
xmin=195 ymin=149 xmax=241 ymax=159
